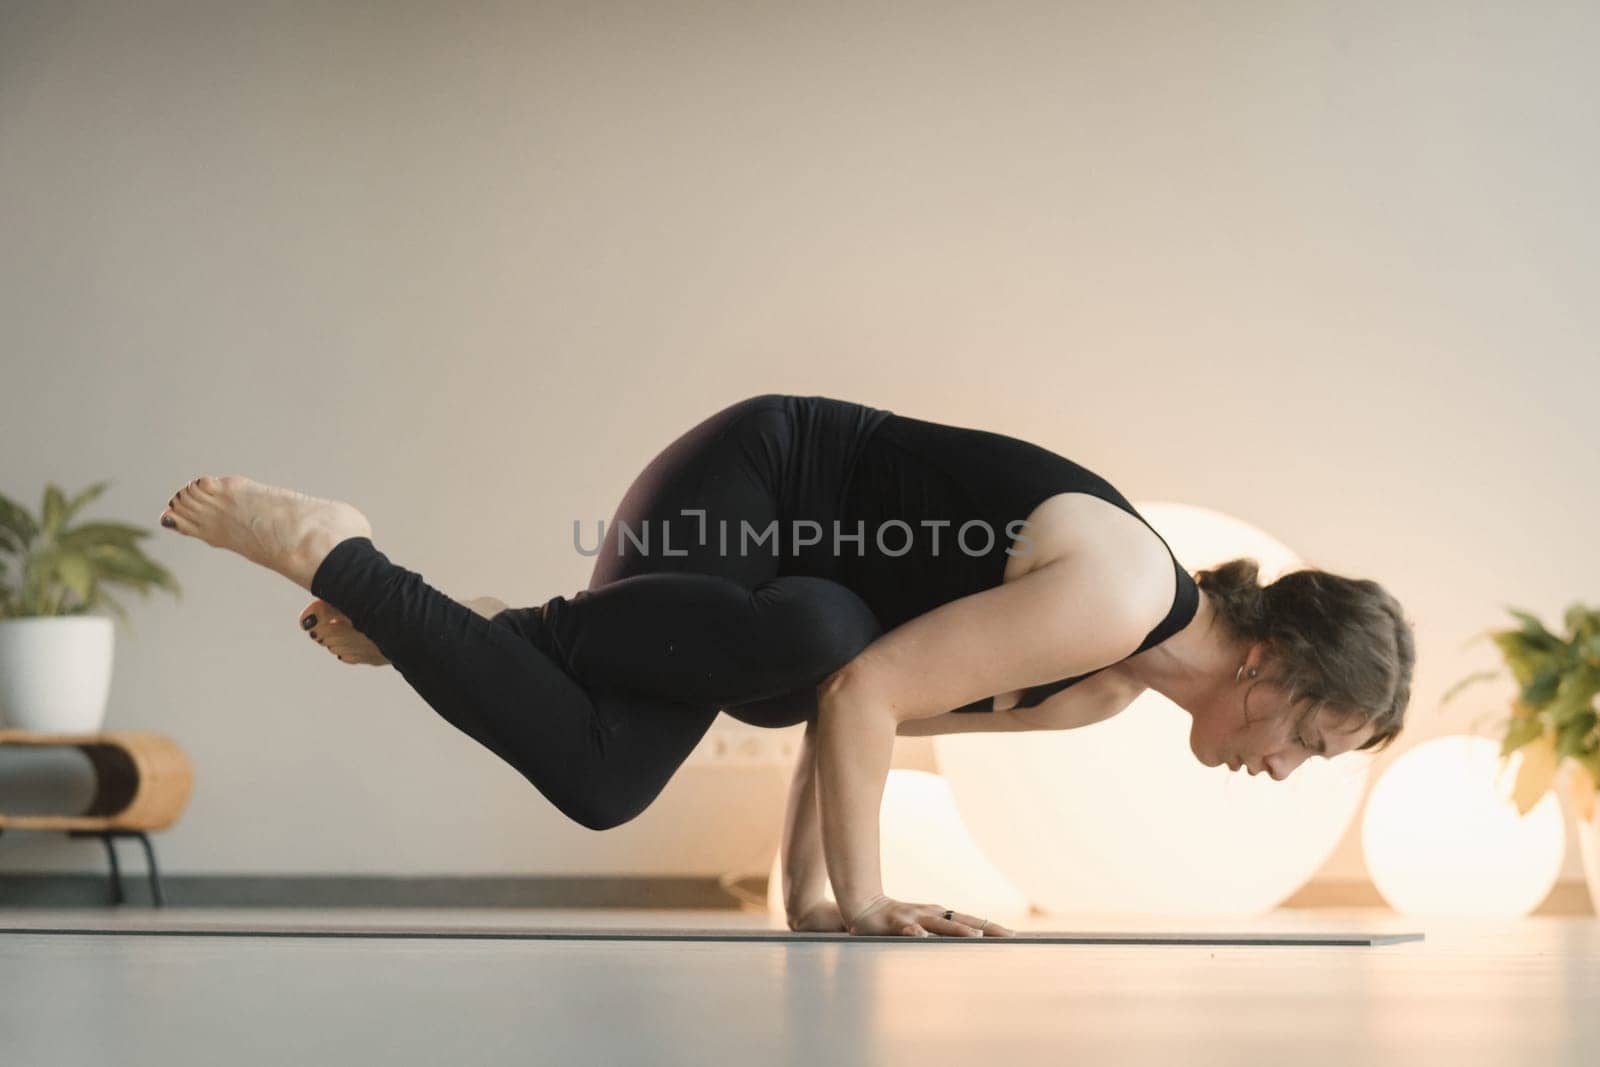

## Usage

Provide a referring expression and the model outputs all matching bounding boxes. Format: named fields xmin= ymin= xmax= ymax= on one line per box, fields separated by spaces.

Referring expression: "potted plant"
xmin=0 ymin=481 xmax=181 ymax=733
xmin=1443 ymin=604 xmax=1600 ymax=913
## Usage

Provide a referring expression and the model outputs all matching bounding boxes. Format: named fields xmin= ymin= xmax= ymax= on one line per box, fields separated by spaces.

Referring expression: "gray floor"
xmin=2 ymin=907 xmax=1596 ymax=1066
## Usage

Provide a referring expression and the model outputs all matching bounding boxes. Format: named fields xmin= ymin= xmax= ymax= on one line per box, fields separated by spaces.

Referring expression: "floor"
xmin=1 ymin=907 xmax=1595 ymax=1066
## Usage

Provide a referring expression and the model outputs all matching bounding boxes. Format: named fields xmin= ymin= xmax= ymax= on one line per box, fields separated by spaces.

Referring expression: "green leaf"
xmin=1492 ymin=630 xmax=1564 ymax=686
xmin=1565 ymin=603 xmax=1598 ymax=642
xmin=1556 ymin=711 xmax=1598 ymax=759
xmin=1546 ymin=667 xmax=1600 ymax=727
xmin=1521 ymin=668 xmax=1564 ymax=709
xmin=58 ymin=521 xmax=152 ymax=552
xmin=61 ymin=480 xmax=111 ymax=527
xmin=0 ymin=489 xmax=38 ymax=553
xmin=1507 ymin=607 xmax=1564 ymax=649
xmin=40 ymin=484 xmax=67 ymax=539
xmin=83 ymin=544 xmax=181 ymax=595
xmin=56 ymin=551 xmax=94 ymax=604
xmin=1501 ymin=715 xmax=1546 ymax=758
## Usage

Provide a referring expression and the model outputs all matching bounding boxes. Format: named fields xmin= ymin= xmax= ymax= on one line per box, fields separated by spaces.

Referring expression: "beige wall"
xmin=2 ymin=0 xmax=1596 ymax=890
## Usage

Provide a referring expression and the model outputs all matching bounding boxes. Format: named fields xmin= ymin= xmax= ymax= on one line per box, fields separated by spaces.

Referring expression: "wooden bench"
xmin=0 ymin=730 xmax=193 ymax=906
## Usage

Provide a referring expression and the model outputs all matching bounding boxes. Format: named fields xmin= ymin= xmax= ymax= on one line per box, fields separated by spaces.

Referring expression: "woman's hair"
xmin=1193 ymin=558 xmax=1414 ymax=754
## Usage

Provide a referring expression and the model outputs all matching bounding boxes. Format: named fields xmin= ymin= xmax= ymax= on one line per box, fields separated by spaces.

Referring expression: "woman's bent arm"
xmin=814 ymin=670 xmax=897 ymax=924
xmin=779 ymin=717 xmax=829 ymax=919
xmin=808 ymin=549 xmax=1168 ymax=926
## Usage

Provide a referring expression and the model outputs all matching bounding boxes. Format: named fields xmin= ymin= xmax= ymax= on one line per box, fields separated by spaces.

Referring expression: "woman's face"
xmin=1191 ymin=661 xmax=1375 ymax=780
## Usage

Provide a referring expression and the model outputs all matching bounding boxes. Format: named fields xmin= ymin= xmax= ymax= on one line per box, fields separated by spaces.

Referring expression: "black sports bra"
xmin=829 ymin=404 xmax=1199 ymax=713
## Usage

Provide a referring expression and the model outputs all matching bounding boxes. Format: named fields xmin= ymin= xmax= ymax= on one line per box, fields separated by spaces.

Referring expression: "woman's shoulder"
xmin=1002 ymin=492 xmax=1177 ymax=626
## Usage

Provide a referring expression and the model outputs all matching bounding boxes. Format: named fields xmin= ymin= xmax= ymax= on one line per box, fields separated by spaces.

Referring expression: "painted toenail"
xmin=303 ymin=615 xmax=317 ymax=629
xmin=161 ymin=515 xmax=176 ymax=529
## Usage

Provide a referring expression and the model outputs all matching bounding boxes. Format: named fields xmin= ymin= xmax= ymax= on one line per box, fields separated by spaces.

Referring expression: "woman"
xmin=158 ymin=393 xmax=1414 ymax=938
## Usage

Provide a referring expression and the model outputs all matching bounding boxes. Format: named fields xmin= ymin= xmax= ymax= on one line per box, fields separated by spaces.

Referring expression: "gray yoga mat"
xmin=0 ymin=923 xmax=1423 ymax=946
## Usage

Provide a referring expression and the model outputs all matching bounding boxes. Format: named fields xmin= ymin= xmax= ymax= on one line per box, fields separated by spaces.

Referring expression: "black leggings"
xmin=309 ymin=396 xmax=884 ymax=831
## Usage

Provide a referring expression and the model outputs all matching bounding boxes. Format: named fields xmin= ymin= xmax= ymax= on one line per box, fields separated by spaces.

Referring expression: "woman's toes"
xmin=299 ymin=607 xmax=387 ymax=667
xmin=324 ymin=636 xmax=362 ymax=664
xmin=161 ymin=475 xmax=224 ymax=531
xmin=299 ymin=598 xmax=340 ymax=631
xmin=299 ymin=602 xmax=371 ymax=663
xmin=170 ymin=482 xmax=204 ymax=515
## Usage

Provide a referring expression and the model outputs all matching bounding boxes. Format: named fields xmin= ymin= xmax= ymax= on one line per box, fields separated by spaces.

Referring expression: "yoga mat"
xmin=0 ymin=923 xmax=1423 ymax=946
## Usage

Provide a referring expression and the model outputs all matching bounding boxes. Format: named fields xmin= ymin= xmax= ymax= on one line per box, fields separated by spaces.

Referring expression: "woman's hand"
xmin=845 ymin=894 xmax=1016 ymax=938
xmin=787 ymin=899 xmax=847 ymax=933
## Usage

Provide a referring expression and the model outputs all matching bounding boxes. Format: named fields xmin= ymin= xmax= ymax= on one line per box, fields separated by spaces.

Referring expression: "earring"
xmin=1235 ymin=663 xmax=1259 ymax=684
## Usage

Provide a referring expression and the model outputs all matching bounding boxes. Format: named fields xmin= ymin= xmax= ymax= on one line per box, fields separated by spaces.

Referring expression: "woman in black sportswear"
xmin=158 ymin=393 xmax=1413 ymax=938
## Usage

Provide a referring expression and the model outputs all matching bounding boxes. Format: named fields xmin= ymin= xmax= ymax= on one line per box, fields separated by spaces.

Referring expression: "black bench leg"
xmin=69 ymin=831 xmax=126 ymax=905
xmin=68 ymin=831 xmax=163 ymax=906
xmin=133 ymin=831 xmax=165 ymax=908
xmin=100 ymin=832 xmax=125 ymax=905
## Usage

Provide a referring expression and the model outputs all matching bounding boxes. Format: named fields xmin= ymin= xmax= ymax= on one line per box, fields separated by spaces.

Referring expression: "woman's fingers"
xmin=846 ymin=896 xmax=1016 ymax=938
xmin=925 ymin=911 xmax=984 ymax=937
xmin=924 ymin=907 xmax=1016 ymax=938
xmin=951 ymin=910 xmax=1016 ymax=937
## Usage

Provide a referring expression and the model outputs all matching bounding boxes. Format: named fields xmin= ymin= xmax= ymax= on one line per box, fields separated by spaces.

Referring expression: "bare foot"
xmin=299 ymin=599 xmax=389 ymax=666
xmin=158 ymin=475 xmax=372 ymax=593
xmin=296 ymin=595 xmax=510 ymax=668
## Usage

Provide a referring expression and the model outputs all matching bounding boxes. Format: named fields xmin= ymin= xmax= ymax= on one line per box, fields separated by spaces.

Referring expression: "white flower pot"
xmin=0 ymin=616 xmax=115 ymax=734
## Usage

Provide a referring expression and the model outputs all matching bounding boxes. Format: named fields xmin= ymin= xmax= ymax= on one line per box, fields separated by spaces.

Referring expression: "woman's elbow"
xmin=816 ymin=662 xmax=903 ymax=729
xmin=816 ymin=665 xmax=862 ymax=722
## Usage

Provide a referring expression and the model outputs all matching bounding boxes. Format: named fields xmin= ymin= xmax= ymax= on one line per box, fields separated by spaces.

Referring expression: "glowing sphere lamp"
xmin=1362 ymin=734 xmax=1565 ymax=917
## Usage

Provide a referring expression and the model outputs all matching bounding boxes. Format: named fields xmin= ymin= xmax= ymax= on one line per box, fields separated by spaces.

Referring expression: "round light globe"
xmin=1362 ymin=734 xmax=1565 ymax=917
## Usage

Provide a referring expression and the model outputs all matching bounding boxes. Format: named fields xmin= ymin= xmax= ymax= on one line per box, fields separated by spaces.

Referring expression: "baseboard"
xmin=1281 ymin=878 xmax=1596 ymax=916
xmin=3 ymin=874 xmax=1591 ymax=914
